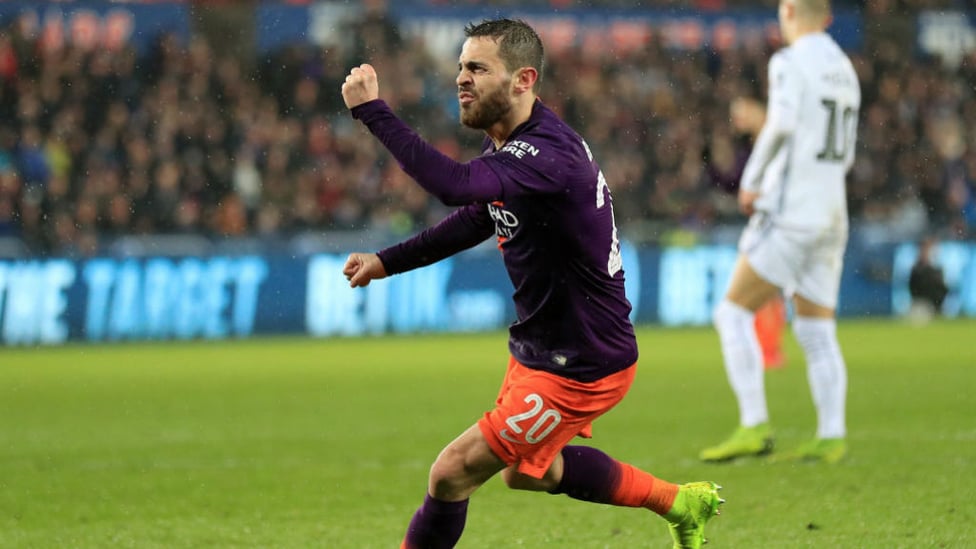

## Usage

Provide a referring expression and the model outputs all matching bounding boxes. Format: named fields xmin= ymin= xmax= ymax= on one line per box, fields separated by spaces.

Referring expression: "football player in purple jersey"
xmin=341 ymin=18 xmax=722 ymax=548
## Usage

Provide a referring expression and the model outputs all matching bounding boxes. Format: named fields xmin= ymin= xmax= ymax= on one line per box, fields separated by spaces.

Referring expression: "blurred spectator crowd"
xmin=322 ymin=0 xmax=970 ymax=10
xmin=0 ymin=3 xmax=973 ymax=258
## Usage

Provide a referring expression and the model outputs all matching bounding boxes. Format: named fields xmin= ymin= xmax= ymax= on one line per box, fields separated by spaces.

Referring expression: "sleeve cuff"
xmin=350 ymin=99 xmax=389 ymax=121
xmin=376 ymin=247 xmax=402 ymax=276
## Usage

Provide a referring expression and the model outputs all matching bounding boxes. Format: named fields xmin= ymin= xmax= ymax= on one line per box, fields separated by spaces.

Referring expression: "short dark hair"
xmin=464 ymin=18 xmax=544 ymax=85
xmin=791 ymin=0 xmax=831 ymax=18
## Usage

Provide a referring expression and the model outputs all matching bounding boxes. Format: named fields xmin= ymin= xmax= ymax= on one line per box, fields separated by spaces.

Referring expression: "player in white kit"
xmin=700 ymin=0 xmax=860 ymax=463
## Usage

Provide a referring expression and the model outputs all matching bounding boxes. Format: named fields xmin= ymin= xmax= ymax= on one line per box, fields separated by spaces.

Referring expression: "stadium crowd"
xmin=0 ymin=3 xmax=973 ymax=257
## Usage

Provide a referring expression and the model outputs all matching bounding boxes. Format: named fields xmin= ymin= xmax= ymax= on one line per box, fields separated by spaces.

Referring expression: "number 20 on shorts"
xmin=504 ymin=393 xmax=563 ymax=444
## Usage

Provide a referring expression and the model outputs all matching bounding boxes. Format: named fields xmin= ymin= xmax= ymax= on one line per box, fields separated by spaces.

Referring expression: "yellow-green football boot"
xmin=663 ymin=481 xmax=725 ymax=549
xmin=780 ymin=437 xmax=846 ymax=464
xmin=699 ymin=423 xmax=774 ymax=462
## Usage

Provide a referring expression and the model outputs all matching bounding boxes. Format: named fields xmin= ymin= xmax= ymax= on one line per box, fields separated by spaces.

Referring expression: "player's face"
xmin=456 ymin=37 xmax=513 ymax=130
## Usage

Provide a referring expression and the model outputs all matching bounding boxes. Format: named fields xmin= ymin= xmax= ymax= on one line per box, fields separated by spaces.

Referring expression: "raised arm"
xmin=342 ymin=64 xmax=503 ymax=206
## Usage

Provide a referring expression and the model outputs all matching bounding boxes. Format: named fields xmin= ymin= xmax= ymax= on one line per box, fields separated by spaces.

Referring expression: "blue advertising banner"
xmin=2 ymin=241 xmax=974 ymax=346
xmin=0 ymin=1 xmax=190 ymax=54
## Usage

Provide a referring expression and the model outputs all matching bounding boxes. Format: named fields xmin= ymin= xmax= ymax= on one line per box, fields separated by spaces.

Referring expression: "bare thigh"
xmin=725 ymin=255 xmax=782 ymax=312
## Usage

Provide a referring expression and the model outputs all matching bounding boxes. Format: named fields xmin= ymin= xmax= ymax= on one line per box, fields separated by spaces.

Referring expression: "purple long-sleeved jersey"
xmin=352 ymin=99 xmax=638 ymax=382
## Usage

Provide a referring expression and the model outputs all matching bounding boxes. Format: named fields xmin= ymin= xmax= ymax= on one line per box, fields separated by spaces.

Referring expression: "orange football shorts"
xmin=477 ymin=356 xmax=637 ymax=479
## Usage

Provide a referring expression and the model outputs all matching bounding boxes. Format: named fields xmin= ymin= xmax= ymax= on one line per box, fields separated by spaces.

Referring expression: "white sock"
xmin=713 ymin=299 xmax=768 ymax=427
xmin=793 ymin=316 xmax=847 ymax=439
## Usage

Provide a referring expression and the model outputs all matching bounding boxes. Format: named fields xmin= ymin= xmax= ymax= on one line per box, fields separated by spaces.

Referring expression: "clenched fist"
xmin=341 ymin=63 xmax=380 ymax=109
xmin=738 ymin=189 xmax=759 ymax=216
xmin=342 ymin=252 xmax=388 ymax=288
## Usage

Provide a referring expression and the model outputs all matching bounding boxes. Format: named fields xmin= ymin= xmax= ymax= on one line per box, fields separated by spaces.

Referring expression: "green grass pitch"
xmin=2 ymin=319 xmax=974 ymax=548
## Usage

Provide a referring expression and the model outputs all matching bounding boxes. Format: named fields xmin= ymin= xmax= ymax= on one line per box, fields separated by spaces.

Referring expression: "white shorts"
xmin=739 ymin=214 xmax=847 ymax=309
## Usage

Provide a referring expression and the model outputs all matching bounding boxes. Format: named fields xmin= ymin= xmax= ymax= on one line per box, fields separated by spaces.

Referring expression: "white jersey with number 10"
xmin=741 ymin=32 xmax=861 ymax=233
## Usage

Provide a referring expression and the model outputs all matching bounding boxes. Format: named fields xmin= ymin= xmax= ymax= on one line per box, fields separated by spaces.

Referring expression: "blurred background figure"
xmin=702 ymin=0 xmax=860 ymax=465
xmin=907 ymin=236 xmax=948 ymax=324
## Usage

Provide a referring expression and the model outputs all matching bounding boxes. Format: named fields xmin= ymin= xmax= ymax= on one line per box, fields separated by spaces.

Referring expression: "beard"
xmin=459 ymin=82 xmax=512 ymax=130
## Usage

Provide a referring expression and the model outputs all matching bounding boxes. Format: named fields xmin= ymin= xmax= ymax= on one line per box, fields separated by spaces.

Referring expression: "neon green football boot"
xmin=782 ymin=437 xmax=847 ymax=464
xmin=663 ymin=481 xmax=725 ymax=549
xmin=699 ymin=423 xmax=774 ymax=462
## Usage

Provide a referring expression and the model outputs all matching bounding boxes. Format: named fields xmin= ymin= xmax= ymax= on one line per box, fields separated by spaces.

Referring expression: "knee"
xmin=713 ymin=299 xmax=748 ymax=331
xmin=428 ymin=442 xmax=503 ymax=500
xmin=712 ymin=300 xmax=730 ymax=328
xmin=792 ymin=316 xmax=840 ymax=362
xmin=792 ymin=316 xmax=835 ymax=346
xmin=428 ymin=448 xmax=470 ymax=498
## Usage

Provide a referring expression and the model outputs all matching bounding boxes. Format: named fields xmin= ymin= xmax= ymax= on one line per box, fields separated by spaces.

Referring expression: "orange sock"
xmin=610 ymin=462 xmax=679 ymax=515
xmin=755 ymin=297 xmax=786 ymax=369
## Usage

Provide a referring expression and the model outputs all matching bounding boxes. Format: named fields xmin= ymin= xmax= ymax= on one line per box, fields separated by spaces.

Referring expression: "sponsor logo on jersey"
xmin=500 ymin=140 xmax=540 ymax=159
xmin=488 ymin=201 xmax=518 ymax=240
